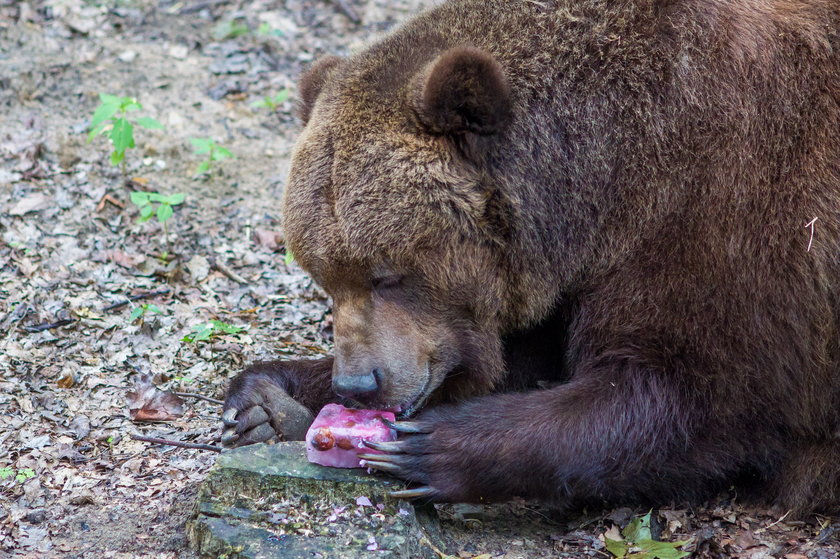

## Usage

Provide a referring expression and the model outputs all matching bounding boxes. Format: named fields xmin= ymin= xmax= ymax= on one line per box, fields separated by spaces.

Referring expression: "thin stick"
xmin=210 ymin=256 xmax=249 ymax=285
xmin=174 ymin=392 xmax=224 ymax=405
xmin=130 ymin=434 xmax=221 ymax=453
xmin=23 ymin=318 xmax=75 ymax=333
xmin=755 ymin=510 xmax=791 ymax=534
xmin=103 ymin=289 xmax=171 ymax=312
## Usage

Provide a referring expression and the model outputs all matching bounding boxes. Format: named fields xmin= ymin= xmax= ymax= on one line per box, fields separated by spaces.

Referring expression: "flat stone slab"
xmin=187 ymin=442 xmax=442 ymax=559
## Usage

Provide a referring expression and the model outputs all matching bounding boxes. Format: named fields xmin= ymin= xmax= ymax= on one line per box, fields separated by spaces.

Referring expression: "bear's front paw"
xmin=221 ymin=374 xmax=314 ymax=447
xmin=358 ymin=407 xmax=483 ymax=502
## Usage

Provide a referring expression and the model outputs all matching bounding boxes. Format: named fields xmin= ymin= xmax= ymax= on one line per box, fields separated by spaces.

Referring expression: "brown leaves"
xmin=126 ymin=375 xmax=185 ymax=422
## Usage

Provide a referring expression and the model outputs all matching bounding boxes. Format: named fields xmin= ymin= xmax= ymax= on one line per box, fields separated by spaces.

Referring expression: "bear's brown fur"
xmin=223 ymin=0 xmax=840 ymax=513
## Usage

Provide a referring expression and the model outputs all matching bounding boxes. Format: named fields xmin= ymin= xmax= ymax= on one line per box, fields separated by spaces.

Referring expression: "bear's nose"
xmin=332 ymin=370 xmax=380 ymax=403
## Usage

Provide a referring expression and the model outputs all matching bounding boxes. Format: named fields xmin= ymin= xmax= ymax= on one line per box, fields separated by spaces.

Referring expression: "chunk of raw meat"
xmin=305 ymin=403 xmax=396 ymax=468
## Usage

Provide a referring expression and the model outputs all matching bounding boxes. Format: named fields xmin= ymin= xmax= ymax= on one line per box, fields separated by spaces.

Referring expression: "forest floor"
xmin=0 ymin=1 xmax=838 ymax=558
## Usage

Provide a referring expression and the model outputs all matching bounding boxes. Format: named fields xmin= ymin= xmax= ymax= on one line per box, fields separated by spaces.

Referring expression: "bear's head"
xmin=283 ymin=44 xmax=518 ymax=415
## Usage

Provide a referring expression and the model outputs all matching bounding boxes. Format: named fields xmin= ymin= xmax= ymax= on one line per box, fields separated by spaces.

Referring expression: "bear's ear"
xmin=298 ymin=55 xmax=344 ymax=124
xmin=414 ymin=46 xmax=511 ymax=136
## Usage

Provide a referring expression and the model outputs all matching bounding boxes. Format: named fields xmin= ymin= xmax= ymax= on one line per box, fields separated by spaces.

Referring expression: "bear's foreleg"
xmin=361 ymin=369 xmax=731 ymax=505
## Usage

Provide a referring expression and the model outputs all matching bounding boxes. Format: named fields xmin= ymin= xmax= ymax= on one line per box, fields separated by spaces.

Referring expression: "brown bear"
xmin=222 ymin=0 xmax=840 ymax=513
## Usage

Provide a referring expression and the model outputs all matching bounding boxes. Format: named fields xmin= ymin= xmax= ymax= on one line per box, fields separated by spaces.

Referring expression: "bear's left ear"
xmin=414 ymin=46 xmax=512 ymax=136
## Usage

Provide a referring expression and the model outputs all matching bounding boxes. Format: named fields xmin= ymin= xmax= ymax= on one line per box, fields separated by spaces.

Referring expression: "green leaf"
xmin=284 ymin=249 xmax=294 ymax=266
xmin=89 ymin=100 xmax=120 ymax=135
xmin=250 ymin=98 xmax=270 ymax=109
xmin=129 ymin=307 xmax=144 ymax=322
xmin=210 ymin=319 xmax=246 ymax=334
xmin=623 ymin=513 xmax=653 ymax=543
xmin=212 ymin=146 xmax=233 ymax=160
xmin=121 ymin=99 xmax=142 ymax=112
xmin=130 ymin=191 xmax=150 ymax=206
xmin=109 ymin=117 xmax=135 ymax=153
xmin=99 ymin=92 xmax=122 ymax=104
xmin=272 ymin=90 xmax=290 ymax=104
xmin=138 ymin=203 xmax=155 ymax=222
xmin=15 ymin=468 xmax=35 ymax=483
xmin=0 ymin=467 xmax=13 ymax=480
xmin=212 ymin=19 xmax=249 ymax=40
xmin=604 ymin=538 xmax=628 ymax=558
xmin=164 ymin=193 xmax=185 ymax=205
xmin=157 ymin=203 xmax=173 ymax=223
xmin=86 ymin=122 xmax=109 ymax=143
xmin=145 ymin=304 xmax=163 ymax=315
xmin=136 ymin=116 xmax=165 ymax=130
xmin=189 ymin=137 xmax=213 ymax=154
xmin=110 ymin=149 xmax=125 ymax=166
xmin=604 ymin=513 xmax=689 ymax=559
xmin=183 ymin=323 xmax=215 ymax=343
xmin=148 ymin=193 xmax=167 ymax=203
xmin=195 ymin=160 xmax=211 ymax=175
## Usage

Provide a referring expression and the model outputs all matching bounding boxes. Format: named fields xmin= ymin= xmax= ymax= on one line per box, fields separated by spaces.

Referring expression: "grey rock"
xmin=187 ymin=441 xmax=444 ymax=559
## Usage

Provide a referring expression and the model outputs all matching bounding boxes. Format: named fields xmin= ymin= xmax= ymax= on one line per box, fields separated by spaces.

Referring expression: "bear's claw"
xmin=358 ymin=456 xmax=404 ymax=474
xmin=389 ymin=486 xmax=437 ymax=500
xmin=222 ymin=408 xmax=238 ymax=426
xmin=361 ymin=439 xmax=406 ymax=453
xmin=381 ymin=418 xmax=430 ymax=434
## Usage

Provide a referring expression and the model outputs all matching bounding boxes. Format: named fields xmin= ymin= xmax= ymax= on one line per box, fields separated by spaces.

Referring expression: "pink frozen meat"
xmin=305 ymin=403 xmax=397 ymax=468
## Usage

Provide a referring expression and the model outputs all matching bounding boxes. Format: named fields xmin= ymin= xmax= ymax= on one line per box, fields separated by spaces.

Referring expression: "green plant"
xmin=182 ymin=319 xmax=246 ymax=343
xmin=0 ymin=467 xmax=36 ymax=484
xmin=129 ymin=303 xmax=164 ymax=323
xmin=213 ymin=19 xmax=249 ymax=40
xmin=87 ymin=93 xmax=164 ymax=175
xmin=604 ymin=512 xmax=689 ymax=559
xmin=284 ymin=248 xmax=294 ymax=266
xmin=256 ymin=22 xmax=284 ymax=37
xmin=190 ymin=138 xmax=234 ymax=176
xmin=130 ymin=191 xmax=185 ymax=254
xmin=251 ymin=90 xmax=290 ymax=112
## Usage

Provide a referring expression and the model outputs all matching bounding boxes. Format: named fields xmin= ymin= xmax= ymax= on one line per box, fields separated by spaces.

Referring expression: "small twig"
xmin=130 ymin=434 xmax=221 ymax=453
xmin=178 ymin=0 xmax=230 ymax=14
xmin=755 ymin=510 xmax=791 ymax=534
xmin=330 ymin=0 xmax=361 ymax=23
xmin=103 ymin=289 xmax=171 ymax=312
xmin=210 ymin=256 xmax=249 ymax=285
xmin=174 ymin=392 xmax=224 ymax=405
xmin=96 ymin=193 xmax=125 ymax=212
xmin=22 ymin=318 xmax=75 ymax=333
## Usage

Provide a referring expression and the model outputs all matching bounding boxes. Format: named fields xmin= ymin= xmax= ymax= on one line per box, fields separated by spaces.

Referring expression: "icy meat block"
xmin=305 ymin=403 xmax=396 ymax=468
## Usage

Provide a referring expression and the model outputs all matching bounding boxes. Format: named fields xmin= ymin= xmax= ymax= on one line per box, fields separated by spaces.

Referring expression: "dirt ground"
xmin=0 ymin=1 xmax=838 ymax=558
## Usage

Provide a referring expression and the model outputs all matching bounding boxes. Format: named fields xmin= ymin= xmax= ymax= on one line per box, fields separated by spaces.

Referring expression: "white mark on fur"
xmin=805 ymin=217 xmax=818 ymax=252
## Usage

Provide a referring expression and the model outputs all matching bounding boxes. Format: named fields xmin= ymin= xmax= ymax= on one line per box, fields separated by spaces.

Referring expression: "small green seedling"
xmin=213 ymin=19 xmax=249 ymax=40
xmin=284 ymin=248 xmax=294 ymax=266
xmin=182 ymin=319 xmax=246 ymax=343
xmin=0 ymin=467 xmax=36 ymax=484
xmin=256 ymin=22 xmax=284 ymax=37
xmin=190 ymin=138 xmax=234 ymax=176
xmin=88 ymin=93 xmax=165 ymax=175
xmin=251 ymin=90 xmax=290 ymax=112
xmin=130 ymin=191 xmax=185 ymax=254
xmin=129 ymin=303 xmax=164 ymax=323
xmin=604 ymin=512 xmax=690 ymax=559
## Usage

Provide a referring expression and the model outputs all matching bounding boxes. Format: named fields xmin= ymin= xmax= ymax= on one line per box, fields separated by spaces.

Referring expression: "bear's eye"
xmin=370 ymin=275 xmax=404 ymax=291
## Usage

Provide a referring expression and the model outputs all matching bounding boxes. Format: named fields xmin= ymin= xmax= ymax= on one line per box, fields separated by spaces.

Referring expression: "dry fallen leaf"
xmin=10 ymin=193 xmax=51 ymax=216
xmin=126 ymin=374 xmax=185 ymax=422
xmin=254 ymin=228 xmax=284 ymax=250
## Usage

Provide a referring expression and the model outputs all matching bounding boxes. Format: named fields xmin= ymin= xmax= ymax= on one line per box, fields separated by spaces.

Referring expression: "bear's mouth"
xmin=395 ymin=366 xmax=436 ymax=419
